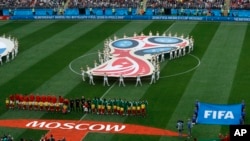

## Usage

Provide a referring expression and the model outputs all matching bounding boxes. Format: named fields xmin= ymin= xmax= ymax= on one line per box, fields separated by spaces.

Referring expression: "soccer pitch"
xmin=0 ymin=20 xmax=249 ymax=141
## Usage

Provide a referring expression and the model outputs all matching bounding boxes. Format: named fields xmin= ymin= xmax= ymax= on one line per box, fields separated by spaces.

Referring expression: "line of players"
xmin=5 ymin=94 xmax=148 ymax=117
xmin=69 ymin=97 xmax=148 ymax=117
xmin=5 ymin=94 xmax=69 ymax=113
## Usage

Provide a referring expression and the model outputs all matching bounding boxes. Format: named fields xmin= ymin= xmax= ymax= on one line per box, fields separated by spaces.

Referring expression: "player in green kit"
xmin=91 ymin=97 xmax=97 ymax=114
xmin=141 ymin=100 xmax=148 ymax=117
xmin=124 ymin=100 xmax=129 ymax=116
xmin=132 ymin=101 xmax=137 ymax=116
xmin=116 ymin=98 xmax=121 ymax=115
xmin=106 ymin=99 xmax=112 ymax=115
xmin=102 ymin=98 xmax=107 ymax=114
xmin=112 ymin=98 xmax=117 ymax=115
xmin=136 ymin=101 xmax=141 ymax=116
xmin=127 ymin=101 xmax=132 ymax=116
xmin=119 ymin=99 xmax=125 ymax=116
xmin=97 ymin=98 xmax=103 ymax=115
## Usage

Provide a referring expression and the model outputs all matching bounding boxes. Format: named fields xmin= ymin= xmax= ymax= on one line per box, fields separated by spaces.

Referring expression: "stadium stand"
xmin=1 ymin=0 xmax=250 ymax=17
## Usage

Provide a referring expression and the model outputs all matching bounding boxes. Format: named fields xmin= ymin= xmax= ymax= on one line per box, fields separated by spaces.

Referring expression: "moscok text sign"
xmin=0 ymin=119 xmax=183 ymax=140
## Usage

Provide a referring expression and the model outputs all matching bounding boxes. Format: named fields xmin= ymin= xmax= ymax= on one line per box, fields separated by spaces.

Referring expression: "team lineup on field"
xmin=0 ymin=21 xmax=249 ymax=141
xmin=5 ymin=93 xmax=149 ymax=117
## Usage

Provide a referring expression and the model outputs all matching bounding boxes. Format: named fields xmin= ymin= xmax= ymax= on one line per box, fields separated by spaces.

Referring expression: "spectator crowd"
xmin=0 ymin=0 xmax=250 ymax=10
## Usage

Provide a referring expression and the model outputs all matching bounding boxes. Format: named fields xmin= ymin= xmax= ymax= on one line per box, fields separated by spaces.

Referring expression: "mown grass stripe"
xmin=83 ymin=21 xmax=173 ymax=119
xmin=8 ymin=21 xmax=56 ymax=39
xmin=107 ymin=22 xmax=196 ymax=141
xmin=228 ymin=23 xmax=250 ymax=103
xmin=18 ymin=21 xmax=78 ymax=52
xmin=0 ymin=21 xmax=103 ymax=86
xmin=224 ymin=23 xmax=250 ymax=132
xmin=0 ymin=22 xmax=105 ymax=116
xmin=12 ymin=20 xmax=155 ymax=126
xmin=166 ymin=22 xmax=247 ymax=140
xmin=58 ymin=21 xmax=172 ymax=140
xmin=9 ymin=21 xmax=130 ymax=140
xmin=106 ymin=20 xmax=155 ymax=37
xmin=143 ymin=21 xmax=198 ymax=128
xmin=0 ymin=21 xmax=105 ymax=118
xmin=189 ymin=23 xmax=247 ymax=102
xmin=1 ymin=21 xmax=248 ymax=141
xmin=0 ymin=21 xmax=10 ymax=27
xmin=0 ymin=21 xmax=33 ymax=34
xmin=167 ymin=21 xmax=198 ymax=36
xmin=107 ymin=22 xmax=198 ymax=141
xmin=39 ymin=21 xmax=156 ymax=120
xmin=123 ymin=21 xmax=198 ymax=126
xmin=154 ymin=22 xmax=220 ymax=141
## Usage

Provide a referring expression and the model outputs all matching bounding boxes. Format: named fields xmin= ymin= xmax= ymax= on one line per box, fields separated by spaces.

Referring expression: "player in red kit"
xmin=23 ymin=96 xmax=29 ymax=110
xmin=40 ymin=95 xmax=46 ymax=111
xmin=34 ymin=94 xmax=41 ymax=110
xmin=29 ymin=93 xmax=35 ymax=110
xmin=50 ymin=95 xmax=57 ymax=112
xmin=141 ymin=100 xmax=148 ymax=117
xmin=15 ymin=93 xmax=20 ymax=109
xmin=18 ymin=94 xmax=24 ymax=110
xmin=47 ymin=95 xmax=52 ymax=103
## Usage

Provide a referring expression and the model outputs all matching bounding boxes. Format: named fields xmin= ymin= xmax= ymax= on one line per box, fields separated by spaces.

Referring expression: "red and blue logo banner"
xmin=90 ymin=36 xmax=189 ymax=77
xmin=197 ymin=102 xmax=242 ymax=125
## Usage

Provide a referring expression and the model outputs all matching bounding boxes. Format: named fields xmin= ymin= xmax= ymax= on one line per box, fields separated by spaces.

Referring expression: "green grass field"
xmin=0 ymin=20 xmax=249 ymax=141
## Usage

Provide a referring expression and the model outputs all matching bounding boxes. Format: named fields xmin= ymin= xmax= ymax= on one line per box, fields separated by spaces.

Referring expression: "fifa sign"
xmin=197 ymin=102 xmax=242 ymax=125
xmin=204 ymin=110 xmax=234 ymax=119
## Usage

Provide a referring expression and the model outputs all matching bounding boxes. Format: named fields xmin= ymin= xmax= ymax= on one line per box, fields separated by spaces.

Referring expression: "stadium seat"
xmin=105 ymin=9 xmax=112 ymax=16
xmin=145 ymin=8 xmax=153 ymax=16
xmin=65 ymin=8 xmax=79 ymax=16
xmin=35 ymin=9 xmax=53 ymax=16
xmin=116 ymin=8 xmax=127 ymax=16
xmin=212 ymin=10 xmax=221 ymax=17
xmin=14 ymin=9 xmax=33 ymax=16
